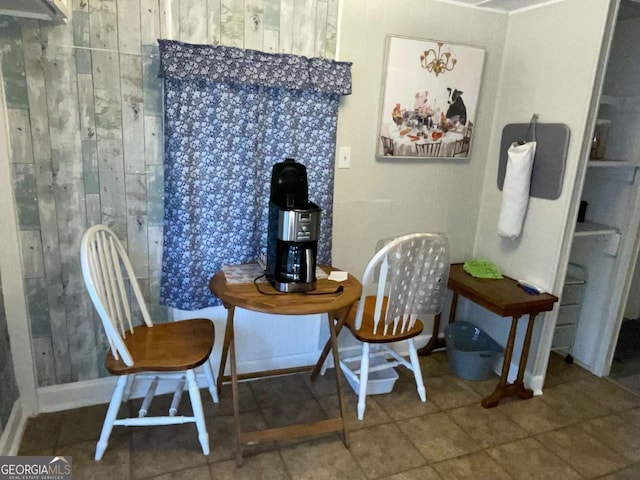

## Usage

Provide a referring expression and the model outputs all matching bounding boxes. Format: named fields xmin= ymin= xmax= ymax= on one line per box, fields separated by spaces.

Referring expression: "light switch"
xmin=338 ymin=146 xmax=351 ymax=169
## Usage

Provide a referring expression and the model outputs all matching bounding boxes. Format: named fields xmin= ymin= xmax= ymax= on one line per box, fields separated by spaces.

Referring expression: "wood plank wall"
xmin=0 ymin=0 xmax=338 ymax=387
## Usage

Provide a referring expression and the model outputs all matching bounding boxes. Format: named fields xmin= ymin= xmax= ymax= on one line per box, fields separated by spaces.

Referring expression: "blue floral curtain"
xmin=158 ymin=40 xmax=352 ymax=310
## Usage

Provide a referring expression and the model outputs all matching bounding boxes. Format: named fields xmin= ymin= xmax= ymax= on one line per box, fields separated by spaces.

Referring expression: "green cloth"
xmin=463 ymin=259 xmax=503 ymax=279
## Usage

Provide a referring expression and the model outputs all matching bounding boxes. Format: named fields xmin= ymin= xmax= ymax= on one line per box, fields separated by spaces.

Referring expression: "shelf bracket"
xmin=604 ymin=232 xmax=622 ymax=256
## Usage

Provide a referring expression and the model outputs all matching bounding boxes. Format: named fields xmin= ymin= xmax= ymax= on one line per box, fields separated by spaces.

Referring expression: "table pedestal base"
xmin=481 ymin=381 xmax=534 ymax=408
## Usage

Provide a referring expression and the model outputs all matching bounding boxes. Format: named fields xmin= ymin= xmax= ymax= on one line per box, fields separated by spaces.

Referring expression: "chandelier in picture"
xmin=420 ymin=42 xmax=456 ymax=76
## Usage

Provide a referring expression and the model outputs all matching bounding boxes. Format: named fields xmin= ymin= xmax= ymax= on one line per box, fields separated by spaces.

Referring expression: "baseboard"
xmin=38 ymin=377 xmax=119 ymax=413
xmin=37 ymin=352 xmax=325 ymax=413
xmin=0 ymin=398 xmax=27 ymax=456
xmin=530 ymin=374 xmax=545 ymax=395
xmin=34 ymin=345 xmax=547 ymax=414
xmin=230 ymin=351 xmax=325 ymax=377
xmin=38 ymin=374 xmax=227 ymax=413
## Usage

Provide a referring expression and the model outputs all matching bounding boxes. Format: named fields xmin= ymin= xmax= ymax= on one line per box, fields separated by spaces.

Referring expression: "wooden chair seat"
xmin=344 ymin=296 xmax=424 ymax=344
xmin=106 ymin=319 xmax=214 ymax=375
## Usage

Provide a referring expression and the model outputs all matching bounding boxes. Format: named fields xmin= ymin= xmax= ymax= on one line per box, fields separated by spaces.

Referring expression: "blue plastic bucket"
xmin=444 ymin=321 xmax=503 ymax=381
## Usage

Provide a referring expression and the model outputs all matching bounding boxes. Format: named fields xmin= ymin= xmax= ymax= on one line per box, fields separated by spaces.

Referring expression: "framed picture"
xmin=376 ymin=35 xmax=486 ymax=160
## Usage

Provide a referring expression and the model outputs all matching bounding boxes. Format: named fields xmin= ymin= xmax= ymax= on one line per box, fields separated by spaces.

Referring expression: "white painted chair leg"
xmin=320 ymin=314 xmax=331 ymax=376
xmin=122 ymin=374 xmax=135 ymax=402
xmin=186 ymin=369 xmax=210 ymax=455
xmin=357 ymin=343 xmax=370 ymax=420
xmin=203 ymin=358 xmax=219 ymax=404
xmin=95 ymin=375 xmax=127 ymax=461
xmin=407 ymin=339 xmax=426 ymax=402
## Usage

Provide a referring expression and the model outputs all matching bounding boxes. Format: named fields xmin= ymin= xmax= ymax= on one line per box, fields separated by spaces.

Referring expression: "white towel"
xmin=498 ymin=141 xmax=536 ymax=239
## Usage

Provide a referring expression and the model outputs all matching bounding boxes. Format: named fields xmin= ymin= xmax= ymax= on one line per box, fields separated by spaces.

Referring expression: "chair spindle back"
xmin=355 ymin=233 xmax=450 ymax=337
xmin=80 ymin=225 xmax=153 ymax=366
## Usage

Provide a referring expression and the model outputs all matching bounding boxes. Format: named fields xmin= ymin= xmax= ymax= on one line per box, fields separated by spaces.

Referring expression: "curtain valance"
xmin=158 ymin=40 xmax=352 ymax=95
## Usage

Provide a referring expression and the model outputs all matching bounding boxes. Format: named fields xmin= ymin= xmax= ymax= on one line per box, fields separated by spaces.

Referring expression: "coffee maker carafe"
xmin=266 ymin=158 xmax=321 ymax=292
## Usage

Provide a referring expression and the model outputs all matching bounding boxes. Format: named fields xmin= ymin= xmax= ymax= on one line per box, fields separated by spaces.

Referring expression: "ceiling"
xmin=433 ymin=0 xmax=566 ymax=14
xmin=436 ymin=0 xmax=640 ymax=18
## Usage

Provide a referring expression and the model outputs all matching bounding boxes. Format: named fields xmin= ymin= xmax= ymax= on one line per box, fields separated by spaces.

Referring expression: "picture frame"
xmin=376 ymin=35 xmax=486 ymax=160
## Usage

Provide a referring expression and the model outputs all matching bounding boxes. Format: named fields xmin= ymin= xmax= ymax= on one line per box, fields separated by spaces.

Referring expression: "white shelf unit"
xmin=565 ymin=45 xmax=640 ymax=372
xmin=552 ymin=263 xmax=586 ymax=361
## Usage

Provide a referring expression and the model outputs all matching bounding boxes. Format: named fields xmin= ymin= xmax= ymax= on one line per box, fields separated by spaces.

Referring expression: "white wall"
xmin=469 ymin=0 xmax=613 ymax=387
xmin=332 ymin=0 xmax=508 ymax=279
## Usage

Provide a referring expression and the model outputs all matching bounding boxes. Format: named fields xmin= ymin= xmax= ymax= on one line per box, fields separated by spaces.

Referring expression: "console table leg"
xmin=482 ymin=314 xmax=520 ymax=408
xmin=449 ymin=292 xmax=459 ymax=325
xmin=514 ymin=313 xmax=536 ymax=399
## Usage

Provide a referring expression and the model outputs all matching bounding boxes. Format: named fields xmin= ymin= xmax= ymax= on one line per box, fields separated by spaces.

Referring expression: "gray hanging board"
xmin=497 ymin=123 xmax=570 ymax=200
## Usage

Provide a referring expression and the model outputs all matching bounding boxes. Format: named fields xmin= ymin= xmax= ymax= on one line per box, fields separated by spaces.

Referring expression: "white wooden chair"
xmin=80 ymin=224 xmax=219 ymax=461
xmin=327 ymin=233 xmax=450 ymax=420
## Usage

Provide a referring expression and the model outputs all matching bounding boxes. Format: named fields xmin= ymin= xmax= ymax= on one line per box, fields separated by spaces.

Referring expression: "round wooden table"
xmin=209 ymin=264 xmax=362 ymax=466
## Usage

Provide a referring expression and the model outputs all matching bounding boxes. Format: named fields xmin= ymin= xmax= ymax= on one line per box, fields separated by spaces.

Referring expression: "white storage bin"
xmin=342 ymin=354 xmax=399 ymax=395
xmin=445 ymin=321 xmax=503 ymax=381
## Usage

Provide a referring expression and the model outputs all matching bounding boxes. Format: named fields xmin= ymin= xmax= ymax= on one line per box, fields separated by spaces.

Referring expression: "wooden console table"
xmin=419 ymin=263 xmax=558 ymax=408
xmin=209 ymin=264 xmax=362 ymax=466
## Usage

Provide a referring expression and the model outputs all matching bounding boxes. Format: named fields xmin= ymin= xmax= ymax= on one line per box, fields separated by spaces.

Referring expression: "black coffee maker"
xmin=266 ymin=158 xmax=321 ymax=292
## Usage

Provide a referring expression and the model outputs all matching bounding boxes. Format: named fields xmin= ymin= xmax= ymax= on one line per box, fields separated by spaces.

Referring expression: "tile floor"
xmin=17 ymin=351 xmax=640 ymax=479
